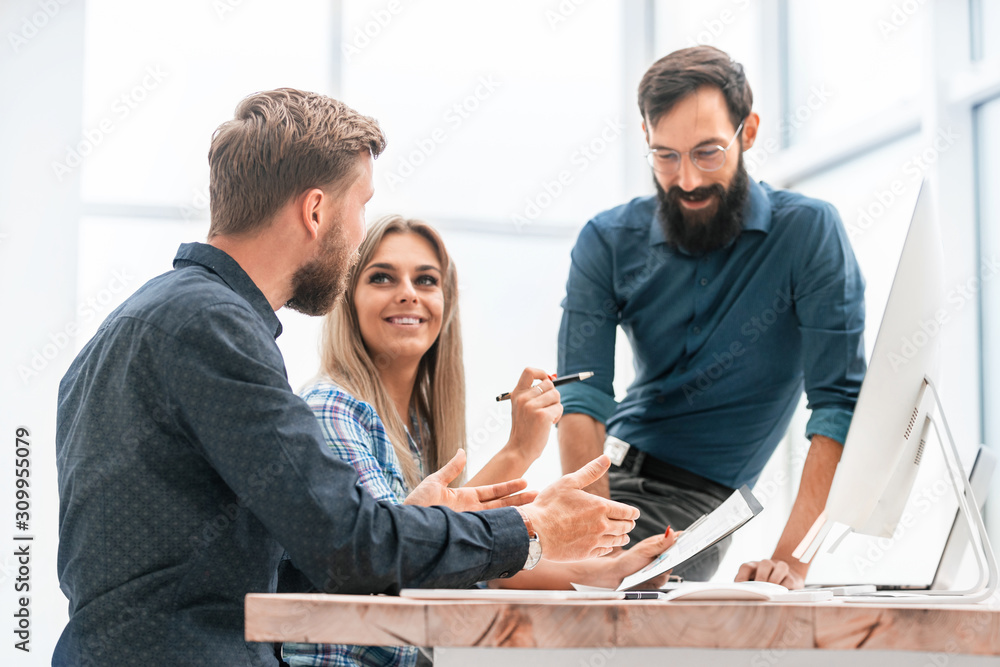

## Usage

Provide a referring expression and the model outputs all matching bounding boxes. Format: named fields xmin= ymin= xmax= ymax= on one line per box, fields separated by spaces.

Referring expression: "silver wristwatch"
xmin=518 ymin=509 xmax=542 ymax=570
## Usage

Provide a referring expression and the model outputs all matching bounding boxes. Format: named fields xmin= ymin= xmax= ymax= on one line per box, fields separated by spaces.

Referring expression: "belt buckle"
xmin=604 ymin=436 xmax=631 ymax=467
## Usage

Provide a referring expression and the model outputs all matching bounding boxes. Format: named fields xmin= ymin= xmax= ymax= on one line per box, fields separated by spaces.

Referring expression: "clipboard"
xmin=616 ymin=485 xmax=763 ymax=591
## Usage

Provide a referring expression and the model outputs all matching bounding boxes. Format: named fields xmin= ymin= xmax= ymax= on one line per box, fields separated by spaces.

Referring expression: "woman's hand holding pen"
xmin=462 ymin=368 xmax=562 ymax=488
xmin=503 ymin=367 xmax=563 ymax=470
xmin=466 ymin=369 xmax=590 ymax=487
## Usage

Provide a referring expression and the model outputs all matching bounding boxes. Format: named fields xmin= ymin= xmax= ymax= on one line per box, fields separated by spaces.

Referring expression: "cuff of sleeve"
xmin=480 ymin=507 xmax=530 ymax=580
xmin=559 ymin=383 xmax=617 ymax=424
xmin=805 ymin=407 xmax=854 ymax=445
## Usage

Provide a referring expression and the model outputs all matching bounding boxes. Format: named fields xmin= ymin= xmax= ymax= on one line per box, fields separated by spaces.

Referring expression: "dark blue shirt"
xmin=54 ymin=242 xmax=527 ymax=667
xmin=557 ymin=180 xmax=866 ymax=489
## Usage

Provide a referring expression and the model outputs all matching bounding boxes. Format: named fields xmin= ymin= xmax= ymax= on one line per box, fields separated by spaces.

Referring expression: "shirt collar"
xmin=742 ymin=178 xmax=772 ymax=233
xmin=649 ymin=177 xmax=773 ymax=248
xmin=173 ymin=242 xmax=283 ymax=339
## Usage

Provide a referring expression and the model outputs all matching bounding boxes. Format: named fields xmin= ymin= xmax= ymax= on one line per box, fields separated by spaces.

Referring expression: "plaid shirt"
xmin=282 ymin=381 xmax=420 ymax=667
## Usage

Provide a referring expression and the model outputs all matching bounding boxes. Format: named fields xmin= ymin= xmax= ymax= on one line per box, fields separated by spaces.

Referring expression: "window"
xmin=343 ymin=0 xmax=628 ymax=229
xmin=785 ymin=0 xmax=923 ymax=146
xmin=76 ymin=0 xmax=339 ymax=385
xmin=972 ymin=0 xmax=1000 ymax=61
xmin=977 ymin=95 xmax=1000 ymax=539
xmin=81 ymin=0 xmax=336 ymax=208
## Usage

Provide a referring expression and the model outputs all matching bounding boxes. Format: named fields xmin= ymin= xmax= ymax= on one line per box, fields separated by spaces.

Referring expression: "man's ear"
xmin=298 ymin=188 xmax=325 ymax=241
xmin=741 ymin=112 xmax=760 ymax=151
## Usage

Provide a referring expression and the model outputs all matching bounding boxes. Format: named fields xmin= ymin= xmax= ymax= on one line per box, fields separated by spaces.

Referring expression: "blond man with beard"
xmin=55 ymin=88 xmax=640 ymax=667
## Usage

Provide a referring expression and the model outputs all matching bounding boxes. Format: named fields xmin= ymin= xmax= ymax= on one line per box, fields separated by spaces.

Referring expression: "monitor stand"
xmin=808 ymin=376 xmax=998 ymax=604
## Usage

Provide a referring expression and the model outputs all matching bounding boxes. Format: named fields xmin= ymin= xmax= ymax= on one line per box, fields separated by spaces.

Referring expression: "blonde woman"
xmin=282 ymin=216 xmax=674 ymax=667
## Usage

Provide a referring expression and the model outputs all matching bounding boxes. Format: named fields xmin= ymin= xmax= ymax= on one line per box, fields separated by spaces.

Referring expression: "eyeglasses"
xmin=645 ymin=120 xmax=745 ymax=174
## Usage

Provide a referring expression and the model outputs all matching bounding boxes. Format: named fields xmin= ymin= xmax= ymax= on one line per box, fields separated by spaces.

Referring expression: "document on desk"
xmin=616 ymin=485 xmax=763 ymax=591
xmin=400 ymin=588 xmax=630 ymax=601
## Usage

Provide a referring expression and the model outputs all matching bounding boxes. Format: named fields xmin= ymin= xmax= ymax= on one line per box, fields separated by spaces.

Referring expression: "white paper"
xmin=400 ymin=588 xmax=626 ymax=601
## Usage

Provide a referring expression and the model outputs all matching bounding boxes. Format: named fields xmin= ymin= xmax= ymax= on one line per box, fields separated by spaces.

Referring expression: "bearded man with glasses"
xmin=556 ymin=46 xmax=866 ymax=589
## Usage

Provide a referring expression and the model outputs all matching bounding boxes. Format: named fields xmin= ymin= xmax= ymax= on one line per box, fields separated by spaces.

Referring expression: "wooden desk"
xmin=246 ymin=593 xmax=1000 ymax=666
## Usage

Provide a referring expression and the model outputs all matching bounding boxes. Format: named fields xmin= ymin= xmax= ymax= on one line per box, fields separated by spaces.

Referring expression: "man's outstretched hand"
xmin=520 ymin=455 xmax=640 ymax=561
xmin=404 ymin=449 xmax=537 ymax=512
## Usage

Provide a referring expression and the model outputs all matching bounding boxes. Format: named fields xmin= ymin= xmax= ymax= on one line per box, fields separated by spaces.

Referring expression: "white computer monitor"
xmin=794 ymin=179 xmax=997 ymax=601
xmin=825 ymin=179 xmax=943 ymax=537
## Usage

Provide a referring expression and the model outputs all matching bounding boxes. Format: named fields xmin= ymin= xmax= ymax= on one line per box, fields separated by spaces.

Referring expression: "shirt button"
xmin=700 ymin=278 xmax=708 ymax=286
xmin=692 ymin=326 xmax=701 ymax=334
xmin=500 ymin=571 xmax=510 ymax=578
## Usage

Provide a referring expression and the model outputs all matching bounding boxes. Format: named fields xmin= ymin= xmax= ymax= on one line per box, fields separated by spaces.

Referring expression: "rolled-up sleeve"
xmin=558 ymin=220 xmax=620 ymax=423
xmin=163 ymin=303 xmax=528 ymax=593
xmin=792 ymin=203 xmax=867 ymax=445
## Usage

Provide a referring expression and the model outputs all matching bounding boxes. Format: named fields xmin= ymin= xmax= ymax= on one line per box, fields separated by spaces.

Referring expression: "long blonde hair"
xmin=319 ymin=215 xmax=465 ymax=490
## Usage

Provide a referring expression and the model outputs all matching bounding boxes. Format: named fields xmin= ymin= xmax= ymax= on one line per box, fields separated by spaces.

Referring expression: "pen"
xmin=495 ymin=371 xmax=595 ymax=401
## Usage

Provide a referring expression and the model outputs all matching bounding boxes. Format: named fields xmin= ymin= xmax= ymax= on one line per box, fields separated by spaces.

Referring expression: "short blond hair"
xmin=207 ymin=88 xmax=386 ymax=238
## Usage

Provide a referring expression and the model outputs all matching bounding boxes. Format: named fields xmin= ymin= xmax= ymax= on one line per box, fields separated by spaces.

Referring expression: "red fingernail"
xmin=665 ymin=525 xmax=672 ymax=537
xmin=548 ymin=373 xmax=557 ymax=380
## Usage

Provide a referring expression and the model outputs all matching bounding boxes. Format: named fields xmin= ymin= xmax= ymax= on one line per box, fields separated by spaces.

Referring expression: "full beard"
xmin=655 ymin=158 xmax=750 ymax=256
xmin=285 ymin=223 xmax=360 ymax=317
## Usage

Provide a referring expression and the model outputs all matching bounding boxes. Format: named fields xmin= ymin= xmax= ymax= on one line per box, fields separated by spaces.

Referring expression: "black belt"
xmin=611 ymin=446 xmax=734 ymax=500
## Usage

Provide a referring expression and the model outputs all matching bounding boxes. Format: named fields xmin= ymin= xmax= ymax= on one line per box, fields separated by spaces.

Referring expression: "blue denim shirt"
xmin=54 ymin=242 xmax=527 ymax=667
xmin=557 ymin=180 xmax=866 ymax=489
